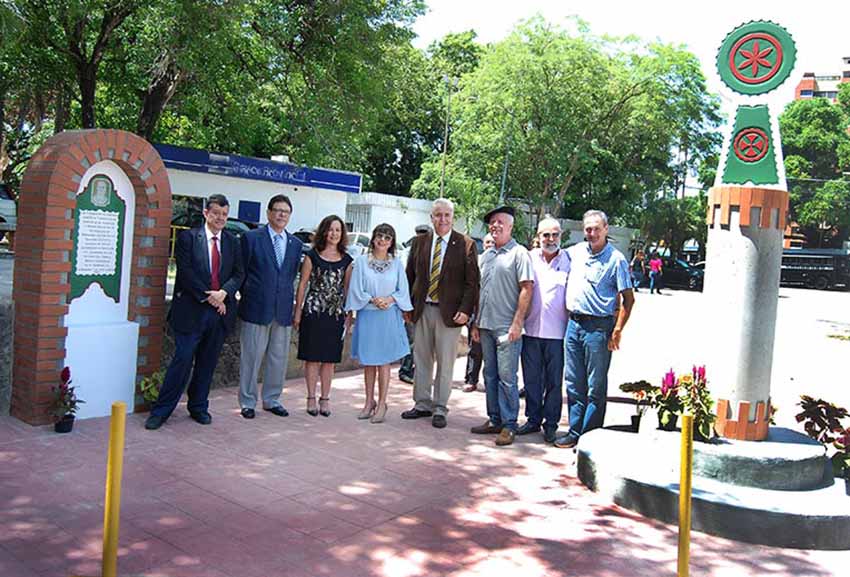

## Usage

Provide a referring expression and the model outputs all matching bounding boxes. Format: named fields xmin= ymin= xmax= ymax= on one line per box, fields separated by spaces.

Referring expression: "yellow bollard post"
xmin=677 ymin=413 xmax=694 ymax=577
xmin=102 ymin=402 xmax=127 ymax=577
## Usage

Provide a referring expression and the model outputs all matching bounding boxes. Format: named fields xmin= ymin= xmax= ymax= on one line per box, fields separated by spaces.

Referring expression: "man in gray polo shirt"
xmin=471 ymin=206 xmax=534 ymax=446
xmin=554 ymin=209 xmax=635 ymax=449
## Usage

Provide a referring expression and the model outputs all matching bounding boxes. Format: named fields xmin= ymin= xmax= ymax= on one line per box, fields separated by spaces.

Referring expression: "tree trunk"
xmin=54 ymin=83 xmax=69 ymax=134
xmin=136 ymin=55 xmax=182 ymax=141
xmin=78 ymin=63 xmax=97 ymax=128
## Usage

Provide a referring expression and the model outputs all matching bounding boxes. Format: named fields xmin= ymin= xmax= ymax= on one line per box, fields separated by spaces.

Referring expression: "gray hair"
xmin=583 ymin=209 xmax=608 ymax=226
xmin=536 ymin=217 xmax=562 ymax=233
xmin=432 ymin=198 xmax=455 ymax=214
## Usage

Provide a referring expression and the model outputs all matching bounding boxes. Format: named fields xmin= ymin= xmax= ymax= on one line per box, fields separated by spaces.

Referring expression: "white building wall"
xmin=166 ymin=168 xmax=348 ymax=233
xmin=346 ymin=192 xmax=434 ymax=242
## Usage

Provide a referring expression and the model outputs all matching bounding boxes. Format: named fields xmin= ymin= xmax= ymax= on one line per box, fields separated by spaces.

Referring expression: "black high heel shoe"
xmin=306 ymin=396 xmax=318 ymax=417
xmin=319 ymin=397 xmax=331 ymax=417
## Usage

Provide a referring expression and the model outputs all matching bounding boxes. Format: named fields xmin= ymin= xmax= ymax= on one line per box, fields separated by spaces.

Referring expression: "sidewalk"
xmin=1 ymin=366 xmax=847 ymax=577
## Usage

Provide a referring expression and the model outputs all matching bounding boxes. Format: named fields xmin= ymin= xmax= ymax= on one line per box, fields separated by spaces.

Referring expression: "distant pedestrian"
xmin=649 ymin=253 xmax=663 ymax=294
xmin=398 ymin=225 xmax=431 ymax=385
xmin=630 ymin=250 xmax=646 ymax=292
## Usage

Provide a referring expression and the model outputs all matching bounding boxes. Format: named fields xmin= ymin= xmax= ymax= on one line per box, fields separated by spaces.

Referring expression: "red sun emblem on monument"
xmin=728 ymin=33 xmax=784 ymax=85
xmin=733 ymin=128 xmax=770 ymax=163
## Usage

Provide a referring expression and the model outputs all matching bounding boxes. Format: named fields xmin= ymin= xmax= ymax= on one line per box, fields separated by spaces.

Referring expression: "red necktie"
xmin=210 ymin=236 xmax=221 ymax=290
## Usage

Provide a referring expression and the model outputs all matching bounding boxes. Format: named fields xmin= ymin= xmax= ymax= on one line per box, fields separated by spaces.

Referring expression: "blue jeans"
xmin=649 ymin=270 xmax=661 ymax=293
xmin=565 ymin=316 xmax=615 ymax=440
xmin=480 ymin=328 xmax=522 ymax=431
xmin=520 ymin=335 xmax=564 ymax=432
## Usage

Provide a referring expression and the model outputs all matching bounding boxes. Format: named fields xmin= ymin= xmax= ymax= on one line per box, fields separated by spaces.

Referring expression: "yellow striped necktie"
xmin=428 ymin=238 xmax=442 ymax=302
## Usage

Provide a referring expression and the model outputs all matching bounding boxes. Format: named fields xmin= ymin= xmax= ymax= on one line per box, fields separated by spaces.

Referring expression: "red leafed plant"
xmin=51 ymin=367 xmax=84 ymax=420
xmin=796 ymin=396 xmax=850 ymax=478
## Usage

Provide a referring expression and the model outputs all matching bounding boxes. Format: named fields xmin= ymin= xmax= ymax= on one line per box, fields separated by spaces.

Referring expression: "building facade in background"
xmin=794 ymin=57 xmax=850 ymax=101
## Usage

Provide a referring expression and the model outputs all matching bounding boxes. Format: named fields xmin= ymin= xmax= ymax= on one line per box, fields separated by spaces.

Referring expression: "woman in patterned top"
xmin=294 ymin=215 xmax=353 ymax=417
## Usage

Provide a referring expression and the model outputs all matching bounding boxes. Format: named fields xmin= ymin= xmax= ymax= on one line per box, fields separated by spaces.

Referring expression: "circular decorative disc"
xmin=717 ymin=21 xmax=796 ymax=95
xmin=732 ymin=127 xmax=770 ymax=162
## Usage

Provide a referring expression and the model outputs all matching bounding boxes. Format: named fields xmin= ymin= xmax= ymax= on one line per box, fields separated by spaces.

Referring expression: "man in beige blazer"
xmin=402 ymin=198 xmax=479 ymax=428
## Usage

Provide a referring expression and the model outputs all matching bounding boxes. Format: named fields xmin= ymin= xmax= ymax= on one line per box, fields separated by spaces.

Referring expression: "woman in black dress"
xmin=294 ymin=215 xmax=353 ymax=417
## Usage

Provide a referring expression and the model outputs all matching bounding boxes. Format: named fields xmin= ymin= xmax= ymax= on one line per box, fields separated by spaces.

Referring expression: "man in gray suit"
xmin=237 ymin=195 xmax=303 ymax=419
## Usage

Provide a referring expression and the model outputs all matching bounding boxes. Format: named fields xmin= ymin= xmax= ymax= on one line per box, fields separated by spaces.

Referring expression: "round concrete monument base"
xmin=577 ymin=426 xmax=850 ymax=549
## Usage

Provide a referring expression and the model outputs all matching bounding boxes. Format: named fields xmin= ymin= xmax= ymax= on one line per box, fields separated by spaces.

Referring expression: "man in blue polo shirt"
xmin=554 ymin=210 xmax=635 ymax=449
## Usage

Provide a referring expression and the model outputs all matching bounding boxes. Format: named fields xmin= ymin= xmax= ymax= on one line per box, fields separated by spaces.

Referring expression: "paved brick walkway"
xmin=1 ymin=367 xmax=847 ymax=577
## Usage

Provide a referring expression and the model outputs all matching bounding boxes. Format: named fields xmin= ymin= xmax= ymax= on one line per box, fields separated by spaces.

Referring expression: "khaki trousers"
xmin=412 ymin=304 xmax=462 ymax=416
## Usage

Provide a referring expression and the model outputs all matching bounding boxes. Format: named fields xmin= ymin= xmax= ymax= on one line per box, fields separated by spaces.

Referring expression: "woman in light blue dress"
xmin=345 ymin=223 xmax=412 ymax=423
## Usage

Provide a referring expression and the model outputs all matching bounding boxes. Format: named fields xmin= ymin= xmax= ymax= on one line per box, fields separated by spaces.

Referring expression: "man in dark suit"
xmin=237 ymin=194 xmax=303 ymax=419
xmin=145 ymin=194 xmax=244 ymax=429
xmin=401 ymin=198 xmax=479 ymax=428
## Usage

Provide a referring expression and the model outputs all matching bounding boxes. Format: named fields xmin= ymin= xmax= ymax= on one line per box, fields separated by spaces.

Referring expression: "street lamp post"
xmin=439 ymin=75 xmax=457 ymax=197
xmin=499 ymin=127 xmax=511 ymax=204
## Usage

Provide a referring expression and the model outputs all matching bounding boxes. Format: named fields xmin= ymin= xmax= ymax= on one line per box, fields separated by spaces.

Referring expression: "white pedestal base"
xmin=65 ymin=321 xmax=139 ymax=419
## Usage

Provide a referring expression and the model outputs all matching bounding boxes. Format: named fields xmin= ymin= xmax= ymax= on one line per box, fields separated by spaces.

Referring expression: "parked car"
xmin=291 ymin=228 xmax=314 ymax=255
xmin=171 ymin=209 xmax=258 ymax=240
xmin=347 ymin=232 xmax=372 ymax=257
xmin=659 ymin=258 xmax=704 ymax=291
xmin=0 ymin=184 xmax=17 ymax=243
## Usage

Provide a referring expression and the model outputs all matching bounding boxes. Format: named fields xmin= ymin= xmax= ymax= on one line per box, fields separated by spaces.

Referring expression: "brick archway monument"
xmin=12 ymin=129 xmax=172 ymax=425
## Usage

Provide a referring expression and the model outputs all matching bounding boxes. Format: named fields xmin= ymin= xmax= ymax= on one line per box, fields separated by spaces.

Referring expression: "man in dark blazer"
xmin=236 ymin=194 xmax=303 ymax=419
xmin=145 ymin=194 xmax=244 ymax=430
xmin=401 ymin=198 xmax=479 ymax=428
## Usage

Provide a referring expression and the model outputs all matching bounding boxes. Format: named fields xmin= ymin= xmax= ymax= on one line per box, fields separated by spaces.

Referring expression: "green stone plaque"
xmin=70 ymin=175 xmax=126 ymax=302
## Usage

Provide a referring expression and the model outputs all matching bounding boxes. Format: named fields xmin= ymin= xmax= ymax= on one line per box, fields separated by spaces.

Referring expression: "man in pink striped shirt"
xmin=517 ymin=217 xmax=571 ymax=443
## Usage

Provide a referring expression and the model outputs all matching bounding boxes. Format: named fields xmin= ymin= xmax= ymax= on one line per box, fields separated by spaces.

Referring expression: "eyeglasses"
xmin=270 ymin=208 xmax=291 ymax=215
xmin=375 ymin=233 xmax=394 ymax=242
xmin=540 ymin=232 xmax=561 ymax=239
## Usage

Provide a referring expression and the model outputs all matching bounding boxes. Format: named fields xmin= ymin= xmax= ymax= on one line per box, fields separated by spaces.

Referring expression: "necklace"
xmin=368 ymin=256 xmax=392 ymax=273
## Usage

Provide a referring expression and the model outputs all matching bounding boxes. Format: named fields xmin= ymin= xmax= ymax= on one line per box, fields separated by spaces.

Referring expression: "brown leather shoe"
xmin=470 ymin=420 xmax=502 ymax=434
xmin=495 ymin=428 xmax=515 ymax=446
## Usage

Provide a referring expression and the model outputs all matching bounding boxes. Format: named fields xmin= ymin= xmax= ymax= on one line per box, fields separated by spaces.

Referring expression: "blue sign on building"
xmin=154 ymin=143 xmax=362 ymax=194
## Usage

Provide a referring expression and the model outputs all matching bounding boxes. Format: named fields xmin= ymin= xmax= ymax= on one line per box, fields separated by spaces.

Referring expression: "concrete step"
xmin=577 ymin=427 xmax=850 ymax=549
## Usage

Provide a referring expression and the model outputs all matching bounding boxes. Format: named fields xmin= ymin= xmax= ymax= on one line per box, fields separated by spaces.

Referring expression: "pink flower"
xmin=697 ymin=366 xmax=706 ymax=382
xmin=661 ymin=369 xmax=677 ymax=396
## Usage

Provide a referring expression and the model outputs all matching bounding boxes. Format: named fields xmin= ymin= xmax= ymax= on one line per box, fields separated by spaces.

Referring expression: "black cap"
xmin=482 ymin=205 xmax=515 ymax=224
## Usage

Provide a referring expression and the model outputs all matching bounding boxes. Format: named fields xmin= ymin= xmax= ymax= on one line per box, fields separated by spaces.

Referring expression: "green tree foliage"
xmin=2 ymin=0 xmax=426 ymax=184
xmin=640 ymin=194 xmax=707 ymax=258
xmin=780 ymin=97 xmax=850 ymax=247
xmin=415 ymin=18 xmax=720 ymax=232
xmin=410 ymin=154 xmax=497 ymax=229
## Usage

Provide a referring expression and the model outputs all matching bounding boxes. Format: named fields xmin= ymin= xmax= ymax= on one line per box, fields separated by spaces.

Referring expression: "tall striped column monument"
xmin=704 ymin=22 xmax=796 ymax=440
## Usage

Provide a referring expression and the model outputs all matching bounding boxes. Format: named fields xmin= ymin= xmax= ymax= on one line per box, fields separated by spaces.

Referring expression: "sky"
xmin=412 ymin=0 xmax=850 ymax=106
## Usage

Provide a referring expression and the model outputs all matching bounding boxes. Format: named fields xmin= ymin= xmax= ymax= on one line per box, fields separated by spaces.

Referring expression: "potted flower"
xmin=652 ymin=369 xmax=682 ymax=431
xmin=52 ymin=367 xmax=84 ymax=433
xmin=679 ymin=365 xmax=715 ymax=442
xmin=619 ymin=380 xmax=656 ymax=432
